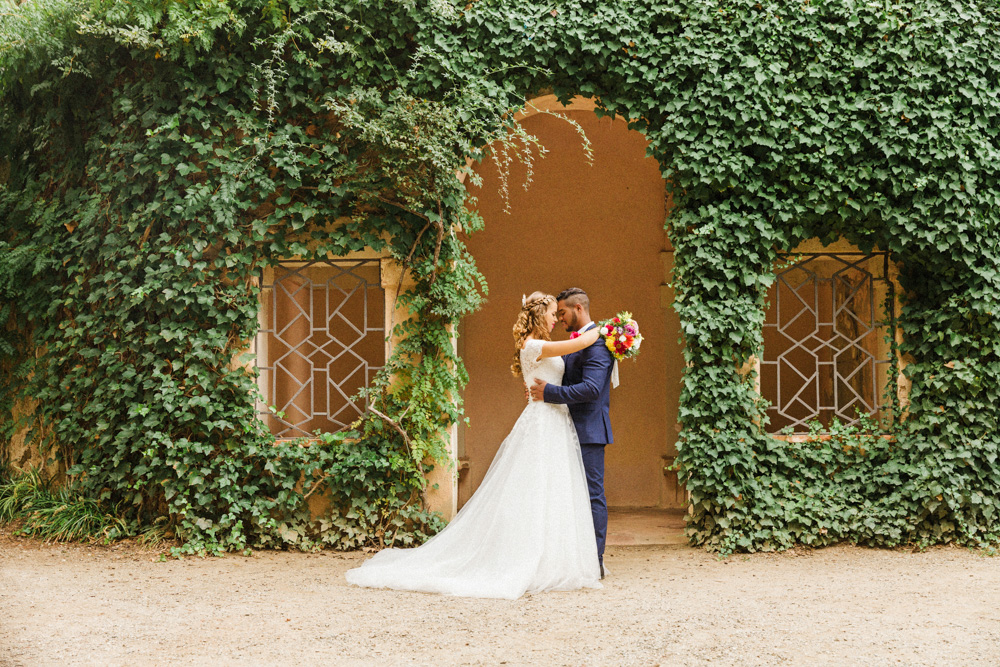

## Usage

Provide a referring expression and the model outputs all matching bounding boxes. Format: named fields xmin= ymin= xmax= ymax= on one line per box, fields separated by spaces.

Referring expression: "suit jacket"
xmin=543 ymin=323 xmax=615 ymax=445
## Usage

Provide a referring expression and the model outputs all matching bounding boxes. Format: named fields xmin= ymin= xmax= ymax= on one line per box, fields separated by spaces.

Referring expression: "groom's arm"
xmin=542 ymin=344 xmax=613 ymax=405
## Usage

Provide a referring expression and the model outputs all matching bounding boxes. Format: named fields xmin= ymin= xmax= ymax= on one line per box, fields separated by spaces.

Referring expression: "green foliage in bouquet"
xmin=596 ymin=312 xmax=642 ymax=362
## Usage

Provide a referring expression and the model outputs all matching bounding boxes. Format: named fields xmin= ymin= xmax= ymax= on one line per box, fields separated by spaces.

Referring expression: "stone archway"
xmin=458 ymin=97 xmax=685 ymax=511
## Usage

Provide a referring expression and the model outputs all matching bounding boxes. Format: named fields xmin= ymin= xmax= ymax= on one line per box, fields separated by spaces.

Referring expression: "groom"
xmin=529 ymin=287 xmax=614 ymax=578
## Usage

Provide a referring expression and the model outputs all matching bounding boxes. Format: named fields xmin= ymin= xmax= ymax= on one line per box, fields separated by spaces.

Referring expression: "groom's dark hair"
xmin=556 ymin=287 xmax=590 ymax=312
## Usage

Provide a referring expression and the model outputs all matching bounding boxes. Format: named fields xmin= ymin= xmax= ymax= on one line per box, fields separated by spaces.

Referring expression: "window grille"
xmin=256 ymin=260 xmax=385 ymax=438
xmin=761 ymin=253 xmax=895 ymax=433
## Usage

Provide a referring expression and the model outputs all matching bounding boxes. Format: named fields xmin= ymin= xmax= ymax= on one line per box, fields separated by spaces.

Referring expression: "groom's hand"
xmin=529 ymin=378 xmax=547 ymax=402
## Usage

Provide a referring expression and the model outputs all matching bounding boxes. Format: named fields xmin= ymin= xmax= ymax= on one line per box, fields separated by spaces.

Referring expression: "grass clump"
xmin=0 ymin=465 xmax=132 ymax=543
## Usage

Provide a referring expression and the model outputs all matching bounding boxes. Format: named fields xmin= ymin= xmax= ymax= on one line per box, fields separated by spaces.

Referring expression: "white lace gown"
xmin=345 ymin=339 xmax=601 ymax=599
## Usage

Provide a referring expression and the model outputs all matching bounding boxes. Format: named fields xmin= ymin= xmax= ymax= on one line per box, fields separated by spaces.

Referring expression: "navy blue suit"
xmin=542 ymin=322 xmax=614 ymax=564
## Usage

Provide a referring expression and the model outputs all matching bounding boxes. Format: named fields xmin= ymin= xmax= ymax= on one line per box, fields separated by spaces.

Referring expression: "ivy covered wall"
xmin=1 ymin=0 xmax=998 ymax=553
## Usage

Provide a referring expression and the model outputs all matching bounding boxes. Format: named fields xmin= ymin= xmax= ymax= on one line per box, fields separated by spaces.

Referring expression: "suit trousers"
xmin=580 ymin=443 xmax=607 ymax=563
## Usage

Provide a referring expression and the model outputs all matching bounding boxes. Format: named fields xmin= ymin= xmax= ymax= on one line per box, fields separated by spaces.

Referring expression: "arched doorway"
xmin=459 ymin=97 xmax=684 ymax=511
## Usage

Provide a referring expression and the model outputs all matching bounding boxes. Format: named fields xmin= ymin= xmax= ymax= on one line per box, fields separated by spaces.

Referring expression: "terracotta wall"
xmin=460 ymin=109 xmax=684 ymax=509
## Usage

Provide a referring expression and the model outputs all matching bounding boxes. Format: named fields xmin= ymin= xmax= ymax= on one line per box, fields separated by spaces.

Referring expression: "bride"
xmin=345 ymin=292 xmax=603 ymax=599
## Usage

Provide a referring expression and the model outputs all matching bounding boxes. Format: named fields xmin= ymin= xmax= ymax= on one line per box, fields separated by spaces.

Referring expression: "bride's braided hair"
xmin=511 ymin=291 xmax=555 ymax=377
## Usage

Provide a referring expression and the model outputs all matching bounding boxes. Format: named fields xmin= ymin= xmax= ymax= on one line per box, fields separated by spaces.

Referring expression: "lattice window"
xmin=256 ymin=260 xmax=385 ymax=438
xmin=761 ymin=253 xmax=895 ymax=433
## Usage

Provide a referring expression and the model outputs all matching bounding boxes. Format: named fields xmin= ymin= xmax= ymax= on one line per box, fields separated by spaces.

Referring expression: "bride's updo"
xmin=511 ymin=291 xmax=556 ymax=377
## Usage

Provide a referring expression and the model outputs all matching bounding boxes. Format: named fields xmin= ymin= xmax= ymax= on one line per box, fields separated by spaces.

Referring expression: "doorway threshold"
xmin=606 ymin=507 xmax=687 ymax=546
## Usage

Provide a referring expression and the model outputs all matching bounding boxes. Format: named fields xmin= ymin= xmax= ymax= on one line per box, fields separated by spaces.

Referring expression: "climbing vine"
xmin=650 ymin=0 xmax=1000 ymax=551
xmin=2 ymin=0 xmax=999 ymax=554
xmin=0 ymin=0 xmax=536 ymax=553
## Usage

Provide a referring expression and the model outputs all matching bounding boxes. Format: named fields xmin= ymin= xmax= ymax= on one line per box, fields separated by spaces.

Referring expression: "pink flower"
xmin=570 ymin=332 xmax=580 ymax=339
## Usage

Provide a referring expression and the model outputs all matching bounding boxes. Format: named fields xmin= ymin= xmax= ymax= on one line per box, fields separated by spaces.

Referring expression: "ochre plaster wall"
xmin=2 ymin=397 xmax=59 ymax=479
xmin=460 ymin=109 xmax=683 ymax=509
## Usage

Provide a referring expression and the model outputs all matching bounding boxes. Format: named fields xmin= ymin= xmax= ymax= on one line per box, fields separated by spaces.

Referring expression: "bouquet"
xmin=598 ymin=311 xmax=642 ymax=361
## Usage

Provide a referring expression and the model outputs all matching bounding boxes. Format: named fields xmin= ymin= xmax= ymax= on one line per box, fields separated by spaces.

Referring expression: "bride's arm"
xmin=538 ymin=327 xmax=601 ymax=359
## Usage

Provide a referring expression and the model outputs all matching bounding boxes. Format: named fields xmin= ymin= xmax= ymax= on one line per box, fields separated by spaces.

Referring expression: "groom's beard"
xmin=566 ymin=312 xmax=580 ymax=332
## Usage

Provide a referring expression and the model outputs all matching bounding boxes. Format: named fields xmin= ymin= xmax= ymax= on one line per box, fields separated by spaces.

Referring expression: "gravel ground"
xmin=1 ymin=527 xmax=998 ymax=666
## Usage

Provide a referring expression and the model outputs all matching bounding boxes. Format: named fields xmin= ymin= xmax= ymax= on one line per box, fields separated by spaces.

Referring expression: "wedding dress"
xmin=345 ymin=339 xmax=602 ymax=599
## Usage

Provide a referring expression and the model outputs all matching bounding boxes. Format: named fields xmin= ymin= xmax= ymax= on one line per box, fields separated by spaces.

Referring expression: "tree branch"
xmin=428 ymin=200 xmax=445 ymax=285
xmin=369 ymin=406 xmax=423 ymax=473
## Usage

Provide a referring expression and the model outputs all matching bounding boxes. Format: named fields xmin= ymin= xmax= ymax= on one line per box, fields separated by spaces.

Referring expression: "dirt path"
xmin=1 ymin=527 xmax=998 ymax=666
